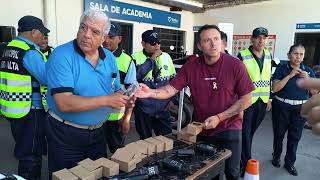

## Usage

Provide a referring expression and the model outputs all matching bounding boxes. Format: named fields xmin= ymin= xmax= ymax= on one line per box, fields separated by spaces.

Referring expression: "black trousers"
xmin=104 ymin=120 xmax=124 ymax=153
xmin=272 ymin=99 xmax=305 ymax=166
xmin=45 ymin=114 xmax=106 ymax=180
xmin=199 ymin=130 xmax=242 ymax=180
xmin=241 ymin=99 xmax=267 ymax=170
xmin=134 ymin=106 xmax=172 ymax=140
xmin=8 ymin=109 xmax=46 ymax=180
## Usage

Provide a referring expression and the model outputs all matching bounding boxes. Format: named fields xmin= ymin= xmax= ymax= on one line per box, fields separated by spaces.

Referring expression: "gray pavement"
xmin=0 ymin=112 xmax=319 ymax=180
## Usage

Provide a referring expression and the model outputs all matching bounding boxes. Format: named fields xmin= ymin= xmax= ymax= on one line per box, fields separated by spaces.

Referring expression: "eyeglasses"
xmin=149 ymin=41 xmax=161 ymax=46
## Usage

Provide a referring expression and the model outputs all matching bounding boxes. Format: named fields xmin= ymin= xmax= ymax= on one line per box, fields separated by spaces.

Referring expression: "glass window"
xmin=153 ymin=27 xmax=185 ymax=60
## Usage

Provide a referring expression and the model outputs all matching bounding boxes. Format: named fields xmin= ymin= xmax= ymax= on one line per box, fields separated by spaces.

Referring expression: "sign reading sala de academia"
xmin=85 ymin=0 xmax=181 ymax=28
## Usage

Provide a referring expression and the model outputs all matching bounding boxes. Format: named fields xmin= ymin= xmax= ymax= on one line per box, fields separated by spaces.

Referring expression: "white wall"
xmin=0 ymin=0 xmax=44 ymax=32
xmin=195 ymin=0 xmax=320 ymax=60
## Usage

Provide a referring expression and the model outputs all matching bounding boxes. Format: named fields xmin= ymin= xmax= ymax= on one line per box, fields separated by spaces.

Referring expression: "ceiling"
xmin=140 ymin=0 xmax=271 ymax=13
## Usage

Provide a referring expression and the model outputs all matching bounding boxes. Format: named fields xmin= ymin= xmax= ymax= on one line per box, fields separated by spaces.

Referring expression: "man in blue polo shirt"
xmin=0 ymin=15 xmax=49 ymax=180
xmin=45 ymin=9 xmax=132 ymax=178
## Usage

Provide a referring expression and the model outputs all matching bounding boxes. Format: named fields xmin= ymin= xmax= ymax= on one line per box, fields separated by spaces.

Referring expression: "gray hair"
xmin=80 ymin=9 xmax=111 ymax=36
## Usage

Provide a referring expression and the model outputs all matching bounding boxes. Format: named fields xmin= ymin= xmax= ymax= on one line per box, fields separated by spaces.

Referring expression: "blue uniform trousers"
xmin=8 ymin=109 xmax=46 ymax=180
xmin=104 ymin=120 xmax=124 ymax=153
xmin=199 ymin=130 xmax=242 ymax=180
xmin=45 ymin=114 xmax=106 ymax=180
xmin=134 ymin=106 xmax=172 ymax=140
xmin=272 ymin=99 xmax=305 ymax=166
xmin=241 ymin=99 xmax=267 ymax=170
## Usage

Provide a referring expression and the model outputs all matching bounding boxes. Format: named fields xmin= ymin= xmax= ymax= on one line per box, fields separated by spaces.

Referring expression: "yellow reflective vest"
xmin=0 ymin=39 xmax=47 ymax=118
xmin=240 ymin=48 xmax=271 ymax=104
xmin=131 ymin=50 xmax=176 ymax=82
xmin=108 ymin=50 xmax=132 ymax=121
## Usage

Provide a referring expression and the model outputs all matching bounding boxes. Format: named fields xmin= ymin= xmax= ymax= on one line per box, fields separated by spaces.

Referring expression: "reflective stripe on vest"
xmin=240 ymin=48 xmax=271 ymax=104
xmin=108 ymin=107 xmax=125 ymax=121
xmin=131 ymin=51 xmax=176 ymax=82
xmin=0 ymin=39 xmax=47 ymax=118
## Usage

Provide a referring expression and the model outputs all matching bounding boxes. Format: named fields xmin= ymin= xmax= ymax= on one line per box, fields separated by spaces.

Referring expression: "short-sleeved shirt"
xmin=272 ymin=62 xmax=315 ymax=103
xmin=46 ymin=40 xmax=121 ymax=125
xmin=18 ymin=36 xmax=47 ymax=108
xmin=170 ymin=53 xmax=255 ymax=136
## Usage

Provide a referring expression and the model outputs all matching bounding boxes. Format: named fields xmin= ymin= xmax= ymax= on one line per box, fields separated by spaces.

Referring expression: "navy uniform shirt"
xmin=272 ymin=62 xmax=315 ymax=102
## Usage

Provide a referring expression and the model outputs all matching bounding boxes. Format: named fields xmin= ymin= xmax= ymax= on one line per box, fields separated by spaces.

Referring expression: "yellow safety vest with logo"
xmin=108 ymin=51 xmax=132 ymax=121
xmin=0 ymin=39 xmax=48 ymax=118
xmin=240 ymin=48 xmax=271 ymax=104
xmin=131 ymin=51 xmax=176 ymax=82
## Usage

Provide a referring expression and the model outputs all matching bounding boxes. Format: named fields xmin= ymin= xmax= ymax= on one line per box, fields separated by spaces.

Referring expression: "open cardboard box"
xmin=69 ymin=165 xmax=95 ymax=180
xmin=177 ymin=128 xmax=197 ymax=144
xmin=185 ymin=122 xmax=203 ymax=135
xmin=144 ymin=137 xmax=165 ymax=153
xmin=111 ymin=147 xmax=138 ymax=172
xmin=78 ymin=158 xmax=103 ymax=179
xmin=154 ymin=135 xmax=173 ymax=151
xmin=135 ymin=140 xmax=156 ymax=155
xmin=94 ymin=157 xmax=119 ymax=177
xmin=126 ymin=142 xmax=147 ymax=159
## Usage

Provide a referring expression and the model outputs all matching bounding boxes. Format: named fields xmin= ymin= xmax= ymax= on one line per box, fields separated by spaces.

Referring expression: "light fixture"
xmin=170 ymin=0 xmax=203 ymax=8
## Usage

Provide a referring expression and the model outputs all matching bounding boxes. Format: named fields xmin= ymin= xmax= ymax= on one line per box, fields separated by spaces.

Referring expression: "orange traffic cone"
xmin=244 ymin=159 xmax=259 ymax=180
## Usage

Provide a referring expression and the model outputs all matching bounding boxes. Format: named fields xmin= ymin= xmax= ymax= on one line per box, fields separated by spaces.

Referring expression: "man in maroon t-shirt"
xmin=135 ymin=24 xmax=254 ymax=180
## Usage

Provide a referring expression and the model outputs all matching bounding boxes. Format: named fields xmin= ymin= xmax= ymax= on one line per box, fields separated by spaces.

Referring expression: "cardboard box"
xmin=144 ymin=137 xmax=164 ymax=153
xmin=78 ymin=158 xmax=102 ymax=179
xmin=135 ymin=140 xmax=156 ymax=155
xmin=94 ymin=157 xmax=119 ymax=177
xmin=69 ymin=165 xmax=95 ymax=180
xmin=177 ymin=129 xmax=197 ymax=144
xmin=126 ymin=142 xmax=147 ymax=159
xmin=154 ymin=135 xmax=173 ymax=151
xmin=111 ymin=148 xmax=137 ymax=172
xmin=185 ymin=122 xmax=203 ymax=135
xmin=52 ymin=168 xmax=78 ymax=180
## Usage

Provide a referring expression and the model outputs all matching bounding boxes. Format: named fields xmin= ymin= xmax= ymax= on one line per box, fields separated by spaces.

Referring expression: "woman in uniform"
xmin=271 ymin=44 xmax=317 ymax=176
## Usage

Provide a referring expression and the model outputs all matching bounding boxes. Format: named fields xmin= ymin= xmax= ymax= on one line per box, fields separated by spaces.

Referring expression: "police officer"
xmin=237 ymin=27 xmax=272 ymax=175
xmin=271 ymin=44 xmax=317 ymax=176
xmin=40 ymin=34 xmax=54 ymax=59
xmin=0 ymin=16 xmax=49 ymax=180
xmin=132 ymin=30 xmax=176 ymax=139
xmin=102 ymin=22 xmax=137 ymax=153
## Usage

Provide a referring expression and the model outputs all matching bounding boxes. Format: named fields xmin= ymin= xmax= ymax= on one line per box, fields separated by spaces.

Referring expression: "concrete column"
xmin=43 ymin=0 xmax=58 ymax=47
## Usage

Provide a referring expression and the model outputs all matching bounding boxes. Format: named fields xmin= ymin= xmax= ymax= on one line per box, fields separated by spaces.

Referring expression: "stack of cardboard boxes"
xmin=52 ymin=135 xmax=174 ymax=180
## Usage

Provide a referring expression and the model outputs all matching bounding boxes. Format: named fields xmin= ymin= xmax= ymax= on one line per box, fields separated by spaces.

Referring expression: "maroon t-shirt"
xmin=170 ymin=53 xmax=255 ymax=136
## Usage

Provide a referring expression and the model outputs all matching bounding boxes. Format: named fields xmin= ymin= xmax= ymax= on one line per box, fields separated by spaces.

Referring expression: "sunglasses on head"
xmin=149 ymin=41 xmax=161 ymax=46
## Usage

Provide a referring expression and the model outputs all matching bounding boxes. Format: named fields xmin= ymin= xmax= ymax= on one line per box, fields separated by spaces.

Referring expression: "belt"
xmin=48 ymin=110 xmax=103 ymax=130
xmin=275 ymin=96 xmax=308 ymax=105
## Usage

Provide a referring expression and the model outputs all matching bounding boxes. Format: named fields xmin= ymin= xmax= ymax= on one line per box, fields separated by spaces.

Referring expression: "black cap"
xmin=18 ymin=15 xmax=50 ymax=34
xmin=142 ymin=30 xmax=160 ymax=44
xmin=109 ymin=22 xmax=121 ymax=37
xmin=252 ymin=27 xmax=268 ymax=38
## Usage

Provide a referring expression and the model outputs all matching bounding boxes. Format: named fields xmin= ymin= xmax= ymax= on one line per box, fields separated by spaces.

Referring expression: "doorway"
xmin=111 ymin=21 xmax=133 ymax=54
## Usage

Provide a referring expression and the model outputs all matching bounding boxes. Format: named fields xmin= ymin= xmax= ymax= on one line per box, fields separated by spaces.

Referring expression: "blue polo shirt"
xmin=18 ymin=36 xmax=47 ymax=108
xmin=46 ymin=40 xmax=121 ymax=125
xmin=272 ymin=62 xmax=315 ymax=101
